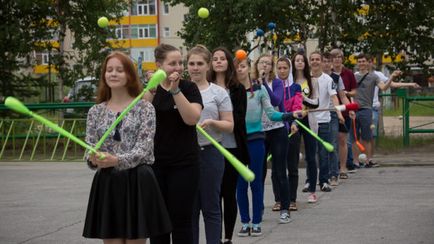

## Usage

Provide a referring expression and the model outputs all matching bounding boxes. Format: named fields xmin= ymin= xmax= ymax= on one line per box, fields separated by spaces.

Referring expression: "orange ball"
xmin=235 ymin=49 xmax=247 ymax=60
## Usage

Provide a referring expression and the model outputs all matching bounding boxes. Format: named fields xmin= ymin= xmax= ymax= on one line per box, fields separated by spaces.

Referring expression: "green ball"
xmin=97 ymin=17 xmax=109 ymax=28
xmin=198 ymin=7 xmax=209 ymax=19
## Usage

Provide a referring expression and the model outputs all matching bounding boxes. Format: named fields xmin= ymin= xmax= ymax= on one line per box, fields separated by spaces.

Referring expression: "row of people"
xmin=82 ymin=44 xmax=418 ymax=244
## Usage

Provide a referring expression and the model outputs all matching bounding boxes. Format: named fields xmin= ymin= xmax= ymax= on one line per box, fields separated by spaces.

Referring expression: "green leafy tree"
xmin=318 ymin=1 xmax=434 ymax=74
xmin=0 ymin=0 xmax=54 ymax=101
xmin=359 ymin=1 xmax=434 ymax=73
xmin=50 ymin=0 xmax=128 ymax=101
xmin=0 ymin=0 xmax=128 ymax=102
xmin=163 ymin=0 xmax=320 ymax=54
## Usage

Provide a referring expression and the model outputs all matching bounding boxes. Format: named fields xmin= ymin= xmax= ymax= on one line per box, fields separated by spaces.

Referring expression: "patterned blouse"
xmin=85 ymin=100 xmax=156 ymax=171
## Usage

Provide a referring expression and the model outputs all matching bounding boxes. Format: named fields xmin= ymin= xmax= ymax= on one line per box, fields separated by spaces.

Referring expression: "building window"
xmin=131 ymin=24 xmax=157 ymax=39
xmin=163 ymin=3 xmax=169 ymax=15
xmin=135 ymin=0 xmax=156 ymax=16
xmin=131 ymin=48 xmax=155 ymax=62
xmin=35 ymin=52 xmax=54 ymax=65
xmin=42 ymin=53 xmax=50 ymax=65
xmin=163 ymin=27 xmax=170 ymax=37
xmin=115 ymin=26 xmax=130 ymax=39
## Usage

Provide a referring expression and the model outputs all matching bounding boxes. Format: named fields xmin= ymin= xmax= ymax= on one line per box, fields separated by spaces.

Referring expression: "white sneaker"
xmin=279 ymin=212 xmax=292 ymax=224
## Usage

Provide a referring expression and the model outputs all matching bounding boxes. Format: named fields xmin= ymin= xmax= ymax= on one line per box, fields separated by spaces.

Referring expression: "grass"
xmin=383 ymin=100 xmax=434 ymax=116
xmin=376 ymin=135 xmax=434 ymax=153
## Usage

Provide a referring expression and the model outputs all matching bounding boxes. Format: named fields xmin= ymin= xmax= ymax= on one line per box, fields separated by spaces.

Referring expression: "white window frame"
xmin=42 ymin=53 xmax=50 ymax=65
xmin=136 ymin=0 xmax=156 ymax=16
xmin=163 ymin=27 xmax=170 ymax=37
xmin=137 ymin=25 xmax=156 ymax=39
xmin=115 ymin=27 xmax=123 ymax=39
xmin=163 ymin=3 xmax=169 ymax=15
xmin=137 ymin=3 xmax=148 ymax=15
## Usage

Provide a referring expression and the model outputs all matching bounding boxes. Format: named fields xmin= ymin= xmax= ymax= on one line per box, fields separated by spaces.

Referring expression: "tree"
xmin=49 ymin=0 xmax=128 ymax=101
xmin=163 ymin=0 xmax=320 ymax=54
xmin=0 ymin=0 xmax=54 ymax=101
xmin=165 ymin=0 xmax=433 ymax=76
xmin=319 ymin=1 xmax=434 ymax=74
xmin=0 ymin=0 xmax=128 ymax=102
xmin=360 ymin=1 xmax=434 ymax=73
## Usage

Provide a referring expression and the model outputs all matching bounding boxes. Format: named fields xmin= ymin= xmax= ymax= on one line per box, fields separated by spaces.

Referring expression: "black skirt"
xmin=83 ymin=164 xmax=172 ymax=239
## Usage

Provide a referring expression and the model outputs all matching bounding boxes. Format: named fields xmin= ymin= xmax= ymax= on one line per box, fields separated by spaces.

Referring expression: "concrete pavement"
xmin=0 ymin=157 xmax=433 ymax=244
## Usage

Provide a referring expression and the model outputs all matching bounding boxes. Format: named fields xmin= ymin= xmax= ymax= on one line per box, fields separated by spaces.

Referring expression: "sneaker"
xmin=330 ymin=176 xmax=339 ymax=186
xmin=302 ymin=182 xmax=310 ymax=193
xmin=366 ymin=160 xmax=380 ymax=168
xmin=339 ymin=172 xmax=349 ymax=179
xmin=279 ymin=212 xmax=292 ymax=224
xmin=308 ymin=193 xmax=317 ymax=203
xmin=237 ymin=223 xmax=250 ymax=237
xmin=289 ymin=202 xmax=297 ymax=211
xmin=321 ymin=183 xmax=332 ymax=192
xmin=347 ymin=166 xmax=358 ymax=173
xmin=251 ymin=224 xmax=262 ymax=236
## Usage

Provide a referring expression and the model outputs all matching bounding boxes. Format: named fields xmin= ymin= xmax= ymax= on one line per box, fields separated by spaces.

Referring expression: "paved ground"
xmin=1 ymin=155 xmax=434 ymax=244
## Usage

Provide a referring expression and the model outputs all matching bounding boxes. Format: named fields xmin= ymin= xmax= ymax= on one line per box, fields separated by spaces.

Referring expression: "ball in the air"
xmin=97 ymin=17 xmax=109 ymax=28
xmin=235 ymin=49 xmax=247 ymax=60
xmin=198 ymin=8 xmax=209 ymax=19
xmin=358 ymin=153 xmax=367 ymax=163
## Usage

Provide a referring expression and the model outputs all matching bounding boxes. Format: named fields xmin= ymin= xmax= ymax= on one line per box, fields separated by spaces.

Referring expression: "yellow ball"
xmin=97 ymin=17 xmax=109 ymax=28
xmin=198 ymin=8 xmax=209 ymax=19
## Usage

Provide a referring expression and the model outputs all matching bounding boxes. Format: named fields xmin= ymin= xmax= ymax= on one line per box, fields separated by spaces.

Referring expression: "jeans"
xmin=349 ymin=109 xmax=373 ymax=141
xmin=237 ymin=138 xmax=264 ymax=224
xmin=192 ymin=146 xmax=225 ymax=244
xmin=265 ymin=127 xmax=290 ymax=210
xmin=329 ymin=112 xmax=339 ymax=178
xmin=318 ymin=122 xmax=331 ymax=185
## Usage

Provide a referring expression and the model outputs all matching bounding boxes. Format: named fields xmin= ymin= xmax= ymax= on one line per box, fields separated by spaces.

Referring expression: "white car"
xmin=63 ymin=77 xmax=97 ymax=116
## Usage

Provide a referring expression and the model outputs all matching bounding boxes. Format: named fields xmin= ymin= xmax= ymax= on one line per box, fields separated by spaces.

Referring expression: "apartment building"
xmin=33 ymin=0 xmax=188 ymax=75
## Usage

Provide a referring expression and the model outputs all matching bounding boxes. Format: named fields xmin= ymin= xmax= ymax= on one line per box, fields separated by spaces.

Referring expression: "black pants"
xmin=220 ymin=148 xmax=239 ymax=240
xmin=151 ymin=163 xmax=199 ymax=244
xmin=286 ymin=132 xmax=301 ymax=202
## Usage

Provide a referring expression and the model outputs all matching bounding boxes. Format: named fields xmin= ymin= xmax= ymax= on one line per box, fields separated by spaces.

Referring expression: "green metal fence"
xmin=396 ymin=89 xmax=434 ymax=146
xmin=1 ymin=91 xmax=433 ymax=161
xmin=0 ymin=102 xmax=94 ymax=161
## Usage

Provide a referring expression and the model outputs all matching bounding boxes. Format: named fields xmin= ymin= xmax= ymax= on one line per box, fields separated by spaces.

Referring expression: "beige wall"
xmin=159 ymin=2 xmax=188 ymax=56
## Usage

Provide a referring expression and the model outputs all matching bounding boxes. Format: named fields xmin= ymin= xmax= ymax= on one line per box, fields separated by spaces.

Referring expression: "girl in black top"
xmin=210 ymin=47 xmax=250 ymax=244
xmin=144 ymin=44 xmax=203 ymax=244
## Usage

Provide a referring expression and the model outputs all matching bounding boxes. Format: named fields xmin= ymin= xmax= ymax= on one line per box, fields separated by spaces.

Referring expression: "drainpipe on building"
xmin=157 ymin=0 xmax=160 ymax=44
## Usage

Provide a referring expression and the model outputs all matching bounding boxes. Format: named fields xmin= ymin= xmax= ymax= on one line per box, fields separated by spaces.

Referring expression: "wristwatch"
xmin=170 ymin=87 xmax=181 ymax=95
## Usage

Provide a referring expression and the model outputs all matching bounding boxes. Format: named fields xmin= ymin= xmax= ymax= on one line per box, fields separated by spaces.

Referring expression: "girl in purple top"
xmin=254 ymin=54 xmax=293 ymax=223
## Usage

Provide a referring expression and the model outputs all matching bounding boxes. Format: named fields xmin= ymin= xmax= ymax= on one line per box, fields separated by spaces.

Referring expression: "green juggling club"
xmin=196 ymin=125 xmax=255 ymax=182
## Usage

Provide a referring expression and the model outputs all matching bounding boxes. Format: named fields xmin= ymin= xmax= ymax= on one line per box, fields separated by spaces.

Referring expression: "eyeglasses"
xmin=113 ymin=112 xmax=122 ymax=141
xmin=258 ymin=61 xmax=272 ymax=66
xmin=333 ymin=55 xmax=343 ymax=59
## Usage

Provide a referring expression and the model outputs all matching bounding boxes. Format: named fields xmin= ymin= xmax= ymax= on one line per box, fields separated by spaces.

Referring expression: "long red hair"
xmin=96 ymin=51 xmax=143 ymax=103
